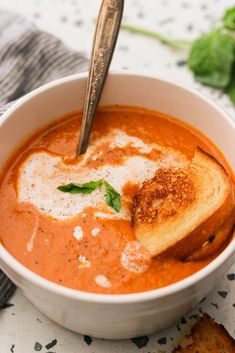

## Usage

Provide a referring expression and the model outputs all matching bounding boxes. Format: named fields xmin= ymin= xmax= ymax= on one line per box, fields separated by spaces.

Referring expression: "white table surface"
xmin=0 ymin=0 xmax=235 ymax=352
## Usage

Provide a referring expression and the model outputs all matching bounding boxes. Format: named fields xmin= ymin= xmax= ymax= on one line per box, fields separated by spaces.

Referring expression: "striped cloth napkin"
xmin=0 ymin=9 xmax=88 ymax=308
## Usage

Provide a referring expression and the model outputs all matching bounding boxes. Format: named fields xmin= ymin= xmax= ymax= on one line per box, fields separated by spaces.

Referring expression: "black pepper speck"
xmin=131 ymin=336 xmax=149 ymax=348
xmin=84 ymin=335 xmax=93 ymax=345
xmin=34 ymin=342 xmax=42 ymax=351
xmin=158 ymin=337 xmax=167 ymax=345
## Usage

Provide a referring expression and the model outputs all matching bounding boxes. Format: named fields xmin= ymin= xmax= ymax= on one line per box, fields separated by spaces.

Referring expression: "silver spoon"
xmin=76 ymin=0 xmax=124 ymax=156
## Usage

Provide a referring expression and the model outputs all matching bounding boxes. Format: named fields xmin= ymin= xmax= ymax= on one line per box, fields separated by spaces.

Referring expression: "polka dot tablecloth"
xmin=0 ymin=0 xmax=235 ymax=352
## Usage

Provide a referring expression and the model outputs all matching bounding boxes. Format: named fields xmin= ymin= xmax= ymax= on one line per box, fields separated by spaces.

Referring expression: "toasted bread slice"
xmin=188 ymin=208 xmax=235 ymax=261
xmin=133 ymin=148 xmax=234 ymax=258
xmin=173 ymin=314 xmax=235 ymax=352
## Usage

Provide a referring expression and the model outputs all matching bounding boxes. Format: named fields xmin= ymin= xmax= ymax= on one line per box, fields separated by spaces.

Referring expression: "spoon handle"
xmin=76 ymin=0 xmax=124 ymax=156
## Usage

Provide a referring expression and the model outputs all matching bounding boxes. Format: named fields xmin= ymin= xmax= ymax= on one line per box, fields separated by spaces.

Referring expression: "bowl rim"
xmin=1 ymin=70 xmax=235 ymax=304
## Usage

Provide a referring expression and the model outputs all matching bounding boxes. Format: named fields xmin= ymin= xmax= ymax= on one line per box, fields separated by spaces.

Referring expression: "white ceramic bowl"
xmin=0 ymin=72 xmax=235 ymax=339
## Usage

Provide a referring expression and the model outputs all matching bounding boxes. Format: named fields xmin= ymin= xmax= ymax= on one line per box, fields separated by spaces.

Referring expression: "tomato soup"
xmin=0 ymin=106 xmax=231 ymax=294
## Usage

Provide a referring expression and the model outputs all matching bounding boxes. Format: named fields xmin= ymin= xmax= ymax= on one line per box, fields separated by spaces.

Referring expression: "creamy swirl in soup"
xmin=0 ymin=106 xmax=231 ymax=294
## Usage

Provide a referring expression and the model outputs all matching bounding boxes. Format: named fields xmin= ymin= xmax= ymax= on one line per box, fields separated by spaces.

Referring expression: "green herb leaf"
xmin=223 ymin=7 xmax=235 ymax=30
xmin=104 ymin=181 xmax=121 ymax=213
xmin=120 ymin=7 xmax=235 ymax=107
xmin=57 ymin=179 xmax=121 ymax=212
xmin=121 ymin=23 xmax=191 ymax=50
xmin=226 ymin=69 xmax=235 ymax=104
xmin=57 ymin=180 xmax=102 ymax=194
xmin=188 ymin=29 xmax=235 ymax=88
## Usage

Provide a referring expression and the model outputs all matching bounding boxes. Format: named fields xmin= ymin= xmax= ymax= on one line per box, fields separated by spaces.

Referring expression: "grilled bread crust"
xmin=188 ymin=208 xmax=235 ymax=261
xmin=133 ymin=148 xmax=235 ymax=259
xmin=173 ymin=314 xmax=235 ymax=353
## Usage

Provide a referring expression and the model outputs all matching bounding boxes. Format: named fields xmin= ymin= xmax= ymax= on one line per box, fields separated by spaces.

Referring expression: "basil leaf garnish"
xmin=57 ymin=179 xmax=121 ymax=212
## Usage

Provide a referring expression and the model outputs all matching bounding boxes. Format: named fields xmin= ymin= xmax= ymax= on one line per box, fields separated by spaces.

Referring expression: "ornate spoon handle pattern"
xmin=76 ymin=0 xmax=124 ymax=156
